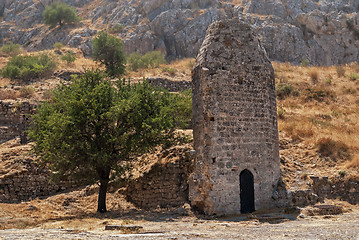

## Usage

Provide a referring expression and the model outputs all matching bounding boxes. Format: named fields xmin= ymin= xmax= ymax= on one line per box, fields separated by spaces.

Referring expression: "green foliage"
xmin=1 ymin=54 xmax=56 ymax=81
xmin=301 ymin=59 xmax=309 ymax=67
xmin=127 ymin=51 xmax=166 ymax=71
xmin=162 ymin=66 xmax=177 ymax=76
xmin=28 ymin=70 xmax=186 ymax=212
xmin=169 ymin=89 xmax=192 ymax=128
xmin=53 ymin=42 xmax=64 ymax=50
xmin=108 ymin=23 xmax=124 ymax=34
xmin=277 ymin=107 xmax=286 ymax=119
xmin=276 ymin=83 xmax=296 ymax=99
xmin=42 ymin=2 xmax=80 ymax=28
xmin=348 ymin=72 xmax=359 ymax=81
xmin=0 ymin=42 xmax=21 ymax=56
xmin=61 ymin=51 xmax=76 ymax=64
xmin=92 ymin=31 xmax=126 ymax=77
xmin=338 ymin=170 xmax=346 ymax=177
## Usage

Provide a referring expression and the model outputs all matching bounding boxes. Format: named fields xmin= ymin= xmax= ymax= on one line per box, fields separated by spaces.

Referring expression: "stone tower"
xmin=189 ymin=19 xmax=280 ymax=215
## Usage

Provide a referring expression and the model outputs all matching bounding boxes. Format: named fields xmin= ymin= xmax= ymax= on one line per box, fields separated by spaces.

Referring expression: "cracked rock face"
xmin=1 ymin=0 xmax=359 ymax=65
xmin=189 ymin=19 xmax=280 ymax=216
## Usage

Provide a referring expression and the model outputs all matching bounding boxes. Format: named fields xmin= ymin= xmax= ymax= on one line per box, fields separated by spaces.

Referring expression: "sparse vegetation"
xmin=336 ymin=65 xmax=346 ymax=77
xmin=108 ymin=23 xmax=124 ymax=34
xmin=92 ymin=31 xmax=126 ymax=77
xmin=162 ymin=66 xmax=177 ymax=76
xmin=1 ymin=54 xmax=56 ymax=81
xmin=0 ymin=42 xmax=21 ymax=56
xmin=61 ymin=51 xmax=76 ymax=64
xmin=53 ymin=42 xmax=64 ymax=50
xmin=317 ymin=137 xmax=351 ymax=160
xmin=348 ymin=72 xmax=359 ymax=81
xmin=301 ymin=59 xmax=309 ymax=67
xmin=127 ymin=51 xmax=166 ymax=71
xmin=303 ymin=87 xmax=335 ymax=102
xmin=309 ymin=70 xmax=319 ymax=84
xmin=276 ymin=83 xmax=296 ymax=99
xmin=19 ymin=86 xmax=35 ymax=98
xmin=42 ymin=2 xmax=80 ymax=28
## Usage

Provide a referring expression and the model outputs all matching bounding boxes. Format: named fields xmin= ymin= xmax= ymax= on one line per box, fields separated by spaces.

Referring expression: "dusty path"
xmin=0 ymin=208 xmax=358 ymax=240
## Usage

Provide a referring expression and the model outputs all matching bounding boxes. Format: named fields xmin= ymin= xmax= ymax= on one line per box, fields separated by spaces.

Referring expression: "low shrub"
xmin=19 ymin=86 xmax=35 ymax=98
xmin=276 ymin=83 xmax=297 ymax=99
xmin=1 ymin=54 xmax=56 ymax=81
xmin=0 ymin=42 xmax=21 ymax=56
xmin=53 ymin=42 xmax=64 ymax=50
xmin=61 ymin=51 xmax=76 ymax=64
xmin=303 ymin=87 xmax=335 ymax=102
xmin=301 ymin=59 xmax=309 ymax=67
xmin=127 ymin=51 xmax=166 ymax=71
xmin=277 ymin=107 xmax=286 ymax=119
xmin=336 ymin=65 xmax=345 ymax=77
xmin=162 ymin=66 xmax=177 ymax=76
xmin=348 ymin=73 xmax=359 ymax=81
xmin=108 ymin=24 xmax=124 ymax=34
xmin=317 ymin=137 xmax=351 ymax=160
xmin=309 ymin=70 xmax=319 ymax=84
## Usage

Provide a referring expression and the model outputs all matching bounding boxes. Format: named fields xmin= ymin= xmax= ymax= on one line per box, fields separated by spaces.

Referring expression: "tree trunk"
xmin=97 ymin=167 xmax=110 ymax=213
xmin=97 ymin=178 xmax=109 ymax=213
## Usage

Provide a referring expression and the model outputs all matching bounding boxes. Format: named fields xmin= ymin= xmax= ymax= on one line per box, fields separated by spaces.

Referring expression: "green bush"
xmin=1 ymin=54 xmax=56 ymax=81
xmin=162 ymin=66 xmax=177 ymax=76
xmin=53 ymin=42 xmax=64 ymax=50
xmin=348 ymin=73 xmax=359 ymax=81
xmin=61 ymin=51 xmax=76 ymax=64
xmin=0 ymin=42 xmax=21 ymax=56
xmin=276 ymin=83 xmax=296 ymax=99
xmin=43 ymin=2 xmax=80 ymax=28
xmin=301 ymin=59 xmax=309 ymax=67
xmin=108 ymin=24 xmax=124 ymax=34
xmin=92 ymin=31 xmax=126 ymax=77
xmin=127 ymin=51 xmax=166 ymax=71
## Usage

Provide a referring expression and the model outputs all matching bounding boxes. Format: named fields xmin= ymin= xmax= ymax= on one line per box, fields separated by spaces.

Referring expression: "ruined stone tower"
xmin=189 ymin=19 xmax=280 ymax=215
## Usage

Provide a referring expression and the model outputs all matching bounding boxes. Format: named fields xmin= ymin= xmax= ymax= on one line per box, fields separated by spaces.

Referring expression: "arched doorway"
xmin=240 ymin=169 xmax=255 ymax=213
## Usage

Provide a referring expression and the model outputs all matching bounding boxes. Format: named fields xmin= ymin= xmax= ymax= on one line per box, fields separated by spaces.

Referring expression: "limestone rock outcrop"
xmin=0 ymin=0 xmax=358 ymax=65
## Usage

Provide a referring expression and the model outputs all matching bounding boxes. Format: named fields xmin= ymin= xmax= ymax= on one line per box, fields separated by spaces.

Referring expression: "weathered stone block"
xmin=189 ymin=19 xmax=280 ymax=216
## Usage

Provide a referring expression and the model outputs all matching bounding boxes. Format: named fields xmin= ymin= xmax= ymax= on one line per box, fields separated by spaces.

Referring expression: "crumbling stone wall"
xmin=125 ymin=145 xmax=193 ymax=209
xmin=0 ymin=101 xmax=35 ymax=144
xmin=189 ymin=20 xmax=280 ymax=216
xmin=0 ymin=160 xmax=75 ymax=203
xmin=148 ymin=78 xmax=191 ymax=92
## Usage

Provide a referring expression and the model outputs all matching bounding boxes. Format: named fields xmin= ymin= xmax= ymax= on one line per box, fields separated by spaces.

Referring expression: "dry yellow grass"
xmin=275 ymin=62 xmax=359 ymax=170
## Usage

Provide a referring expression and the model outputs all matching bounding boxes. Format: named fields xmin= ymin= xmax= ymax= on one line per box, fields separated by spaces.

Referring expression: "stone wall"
xmin=0 ymin=160 xmax=75 ymax=203
xmin=0 ymin=101 xmax=35 ymax=144
xmin=148 ymin=78 xmax=191 ymax=92
xmin=125 ymin=145 xmax=193 ymax=209
xmin=189 ymin=20 xmax=280 ymax=216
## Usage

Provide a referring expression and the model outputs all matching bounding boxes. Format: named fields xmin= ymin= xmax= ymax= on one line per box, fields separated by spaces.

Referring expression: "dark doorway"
xmin=240 ymin=169 xmax=255 ymax=213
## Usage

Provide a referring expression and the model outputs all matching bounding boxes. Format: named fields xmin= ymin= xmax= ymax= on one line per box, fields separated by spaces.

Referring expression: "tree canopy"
xmin=42 ymin=2 xmax=80 ymax=28
xmin=92 ymin=31 xmax=126 ymax=77
xmin=28 ymin=70 xmax=191 ymax=212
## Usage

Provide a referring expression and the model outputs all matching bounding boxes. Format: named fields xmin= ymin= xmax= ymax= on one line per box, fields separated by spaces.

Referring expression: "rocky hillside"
xmin=1 ymin=0 xmax=359 ymax=65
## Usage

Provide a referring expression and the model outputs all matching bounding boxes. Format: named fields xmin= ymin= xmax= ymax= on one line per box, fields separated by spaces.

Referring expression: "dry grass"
xmin=275 ymin=61 xmax=359 ymax=175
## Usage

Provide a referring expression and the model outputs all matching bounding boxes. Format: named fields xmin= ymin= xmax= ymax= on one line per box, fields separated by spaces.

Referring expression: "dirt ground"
xmin=0 ymin=203 xmax=358 ymax=239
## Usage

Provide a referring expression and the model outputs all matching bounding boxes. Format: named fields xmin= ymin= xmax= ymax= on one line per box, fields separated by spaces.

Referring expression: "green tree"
xmin=92 ymin=31 xmax=126 ymax=77
xmin=42 ymin=2 xmax=80 ymax=28
xmin=28 ymin=70 xmax=189 ymax=213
